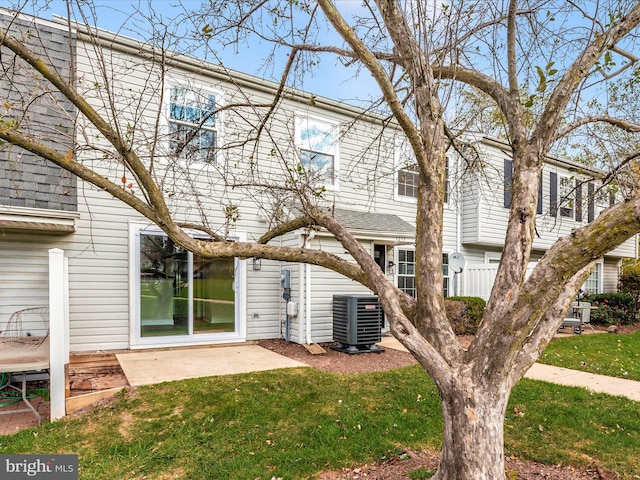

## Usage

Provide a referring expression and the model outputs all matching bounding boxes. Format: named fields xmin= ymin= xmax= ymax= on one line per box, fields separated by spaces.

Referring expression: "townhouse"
xmin=0 ymin=10 xmax=635 ymax=357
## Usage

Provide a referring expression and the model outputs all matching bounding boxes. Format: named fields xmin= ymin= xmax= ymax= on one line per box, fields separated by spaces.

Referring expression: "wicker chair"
xmin=0 ymin=307 xmax=50 ymax=425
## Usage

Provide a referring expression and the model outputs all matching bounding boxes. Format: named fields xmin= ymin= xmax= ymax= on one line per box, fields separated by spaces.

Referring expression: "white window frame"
xmin=394 ymin=141 xmax=450 ymax=205
xmin=294 ymin=113 xmax=340 ymax=190
xmin=395 ymin=247 xmax=417 ymax=297
xmin=484 ymin=252 xmax=502 ymax=264
xmin=582 ymin=261 xmax=603 ymax=295
xmin=559 ymin=175 xmax=574 ymax=218
xmin=595 ymin=188 xmax=611 ymax=217
xmin=128 ymin=222 xmax=246 ymax=349
xmin=442 ymin=252 xmax=450 ymax=297
xmin=165 ymin=82 xmax=224 ymax=166
xmin=395 ymin=140 xmax=419 ymax=202
xmin=394 ymin=247 xmax=450 ymax=297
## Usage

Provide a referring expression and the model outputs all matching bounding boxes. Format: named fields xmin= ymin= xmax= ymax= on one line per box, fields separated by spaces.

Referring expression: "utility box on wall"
xmin=332 ymin=295 xmax=384 ymax=354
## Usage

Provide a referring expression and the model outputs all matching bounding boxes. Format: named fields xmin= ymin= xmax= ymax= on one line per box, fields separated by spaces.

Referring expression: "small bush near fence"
xmin=445 ymin=296 xmax=486 ymax=335
xmin=584 ymin=292 xmax=637 ymax=326
xmin=619 ymin=262 xmax=640 ymax=308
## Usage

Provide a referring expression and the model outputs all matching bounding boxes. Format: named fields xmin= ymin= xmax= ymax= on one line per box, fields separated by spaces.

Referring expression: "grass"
xmin=1 ymin=366 xmax=640 ymax=479
xmin=539 ymin=329 xmax=640 ymax=381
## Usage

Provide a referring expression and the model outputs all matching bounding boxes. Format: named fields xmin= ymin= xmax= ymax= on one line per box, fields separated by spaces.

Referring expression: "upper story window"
xmin=396 ymin=141 xmax=449 ymax=203
xmin=559 ymin=176 xmax=574 ymax=218
xmin=398 ymin=164 xmax=419 ymax=198
xmin=504 ymin=159 xmax=513 ymax=208
xmin=295 ymin=114 xmax=339 ymax=188
xmin=169 ymin=85 xmax=219 ymax=164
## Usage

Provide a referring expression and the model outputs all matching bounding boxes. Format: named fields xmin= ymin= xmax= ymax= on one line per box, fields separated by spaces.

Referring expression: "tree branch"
xmin=258 ymin=215 xmax=316 ymax=244
xmin=0 ymin=28 xmax=172 ymax=222
xmin=555 ymin=115 xmax=640 ymax=140
xmin=316 ymin=0 xmax=427 ymax=171
xmin=532 ymin=3 xmax=640 ymax=153
xmin=0 ymin=124 xmax=157 ymax=221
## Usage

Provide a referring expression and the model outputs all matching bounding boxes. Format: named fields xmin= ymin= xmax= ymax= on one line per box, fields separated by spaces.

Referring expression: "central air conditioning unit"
xmin=332 ymin=295 xmax=384 ymax=354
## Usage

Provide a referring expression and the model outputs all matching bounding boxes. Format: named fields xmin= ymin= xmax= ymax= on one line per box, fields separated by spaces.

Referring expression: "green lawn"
xmin=2 ymin=366 xmax=640 ymax=479
xmin=539 ymin=329 xmax=640 ymax=381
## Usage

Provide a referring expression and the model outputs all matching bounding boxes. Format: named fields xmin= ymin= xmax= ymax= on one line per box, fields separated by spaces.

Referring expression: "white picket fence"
xmin=462 ymin=262 xmax=537 ymax=301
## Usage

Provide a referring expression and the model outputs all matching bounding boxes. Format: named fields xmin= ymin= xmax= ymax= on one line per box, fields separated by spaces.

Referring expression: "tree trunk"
xmin=434 ymin=379 xmax=511 ymax=480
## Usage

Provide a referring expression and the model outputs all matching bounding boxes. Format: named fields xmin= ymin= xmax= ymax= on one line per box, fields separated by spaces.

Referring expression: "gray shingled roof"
xmin=332 ymin=208 xmax=415 ymax=237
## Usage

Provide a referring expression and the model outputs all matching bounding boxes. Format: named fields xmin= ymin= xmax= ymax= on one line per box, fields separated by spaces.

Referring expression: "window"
xmin=295 ymin=115 xmax=338 ymax=187
xmin=583 ymin=262 xmax=602 ymax=294
xmin=444 ymin=157 xmax=450 ymax=203
xmin=396 ymin=249 xmax=450 ymax=297
xmin=596 ymin=189 xmax=611 ymax=214
xmin=169 ymin=86 xmax=218 ymax=164
xmin=398 ymin=164 xmax=419 ymax=198
xmin=396 ymin=142 xmax=449 ymax=202
xmin=504 ymin=159 xmax=513 ymax=208
xmin=442 ymin=253 xmax=450 ymax=297
xmin=559 ymin=176 xmax=574 ymax=218
xmin=397 ymin=249 xmax=416 ymax=297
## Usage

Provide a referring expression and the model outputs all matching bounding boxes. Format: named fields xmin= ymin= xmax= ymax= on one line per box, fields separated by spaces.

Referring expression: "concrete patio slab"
xmin=116 ymin=345 xmax=307 ymax=387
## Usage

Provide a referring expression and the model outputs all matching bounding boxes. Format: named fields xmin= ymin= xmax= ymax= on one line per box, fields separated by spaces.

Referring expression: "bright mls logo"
xmin=1 ymin=455 xmax=78 ymax=479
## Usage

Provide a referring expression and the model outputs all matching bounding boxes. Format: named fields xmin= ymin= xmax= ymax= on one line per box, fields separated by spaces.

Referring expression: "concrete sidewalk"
xmin=524 ymin=363 xmax=640 ymax=401
xmin=380 ymin=335 xmax=640 ymax=403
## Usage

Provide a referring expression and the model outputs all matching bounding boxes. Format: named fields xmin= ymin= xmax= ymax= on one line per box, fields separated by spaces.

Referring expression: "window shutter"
xmin=549 ymin=172 xmax=558 ymax=217
xmin=609 ymin=191 xmax=616 ymax=207
xmin=504 ymin=159 xmax=513 ymax=208
xmin=575 ymin=180 xmax=582 ymax=222
xmin=587 ymin=183 xmax=595 ymax=222
xmin=537 ymin=173 xmax=543 ymax=214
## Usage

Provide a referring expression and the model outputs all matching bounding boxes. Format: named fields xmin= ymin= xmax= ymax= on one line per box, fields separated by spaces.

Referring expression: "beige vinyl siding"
xmin=602 ymin=258 xmax=621 ymax=293
xmin=0 ymin=237 xmax=52 ymax=322
xmin=66 ymin=187 xmax=134 ymax=351
xmin=306 ymin=237 xmax=376 ymax=343
xmin=459 ymin=141 xmax=637 ymax=260
xmin=245 ymin=258 xmax=284 ymax=340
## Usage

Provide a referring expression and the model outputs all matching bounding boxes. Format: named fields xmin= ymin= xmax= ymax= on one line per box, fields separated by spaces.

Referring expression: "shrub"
xmin=583 ymin=292 xmax=636 ymax=326
xmin=445 ymin=296 xmax=486 ymax=335
xmin=619 ymin=262 xmax=640 ymax=308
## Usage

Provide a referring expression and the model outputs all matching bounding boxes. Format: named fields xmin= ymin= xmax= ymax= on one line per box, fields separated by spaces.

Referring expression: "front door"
xmin=137 ymin=231 xmax=238 ymax=344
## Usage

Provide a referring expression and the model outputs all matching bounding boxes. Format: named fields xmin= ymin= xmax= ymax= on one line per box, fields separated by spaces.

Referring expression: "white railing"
xmin=48 ymin=248 xmax=69 ymax=421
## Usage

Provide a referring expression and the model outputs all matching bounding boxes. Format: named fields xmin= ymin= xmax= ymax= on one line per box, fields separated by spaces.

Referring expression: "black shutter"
xmin=609 ymin=191 xmax=616 ymax=207
xmin=504 ymin=159 xmax=513 ymax=208
xmin=575 ymin=180 xmax=582 ymax=222
xmin=537 ymin=173 xmax=543 ymax=214
xmin=587 ymin=183 xmax=595 ymax=222
xmin=549 ymin=172 xmax=558 ymax=217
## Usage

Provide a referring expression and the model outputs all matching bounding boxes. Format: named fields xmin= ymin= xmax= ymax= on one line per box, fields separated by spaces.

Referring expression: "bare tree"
xmin=2 ymin=1 xmax=640 ymax=478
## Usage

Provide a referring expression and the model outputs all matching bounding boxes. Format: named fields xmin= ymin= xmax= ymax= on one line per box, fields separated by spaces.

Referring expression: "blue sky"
xmin=16 ymin=1 xmax=381 ymax=106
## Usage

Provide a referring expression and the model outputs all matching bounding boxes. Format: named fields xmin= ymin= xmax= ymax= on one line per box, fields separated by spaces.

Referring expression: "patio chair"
xmin=560 ymin=301 xmax=591 ymax=334
xmin=0 ymin=307 xmax=50 ymax=425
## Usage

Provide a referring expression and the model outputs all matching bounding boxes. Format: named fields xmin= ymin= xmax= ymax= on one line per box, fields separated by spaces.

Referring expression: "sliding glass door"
xmin=138 ymin=231 xmax=236 ymax=340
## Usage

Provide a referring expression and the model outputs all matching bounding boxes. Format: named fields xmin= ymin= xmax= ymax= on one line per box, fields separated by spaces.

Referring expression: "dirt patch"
xmin=258 ymin=339 xmax=418 ymax=373
xmin=315 ymin=449 xmax=620 ymax=479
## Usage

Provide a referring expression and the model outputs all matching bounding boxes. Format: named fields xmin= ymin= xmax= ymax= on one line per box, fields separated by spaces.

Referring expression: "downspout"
xmin=304 ymin=230 xmax=316 ymax=344
xmin=455 ymin=154 xmax=462 ymax=296
xmin=306 ymin=263 xmax=313 ymax=344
